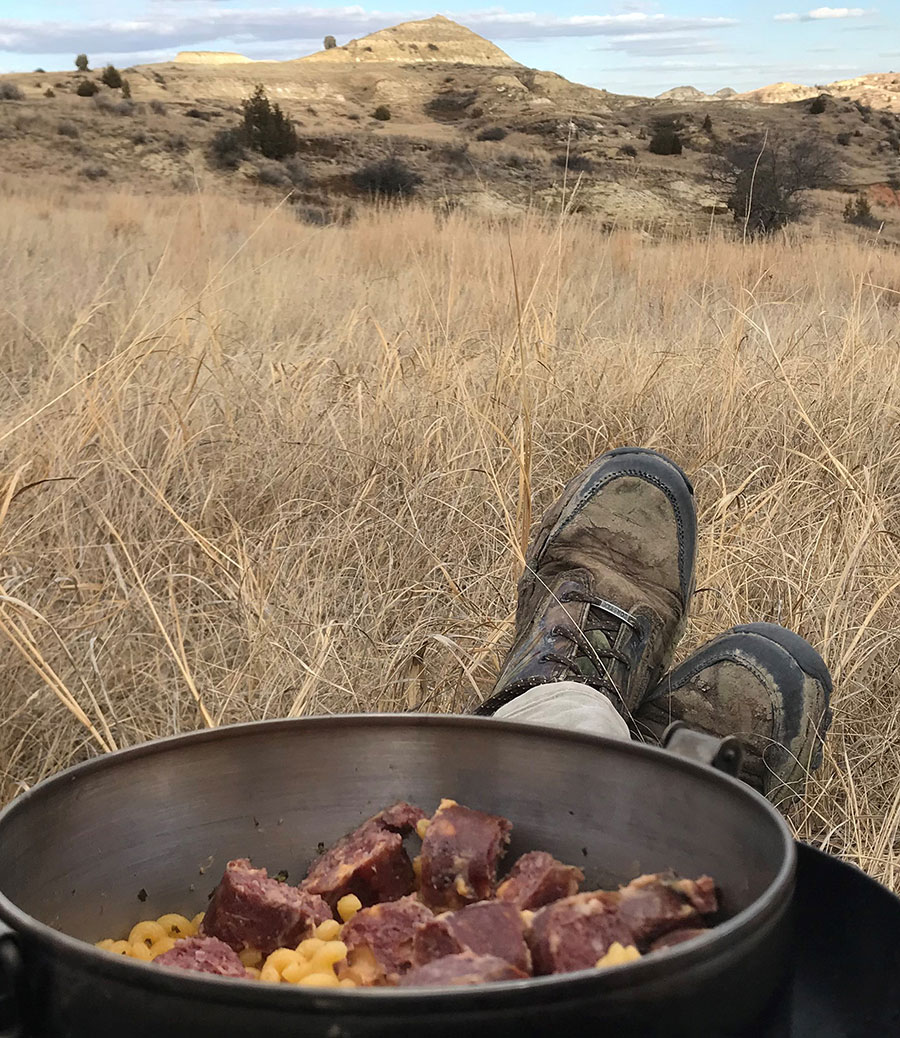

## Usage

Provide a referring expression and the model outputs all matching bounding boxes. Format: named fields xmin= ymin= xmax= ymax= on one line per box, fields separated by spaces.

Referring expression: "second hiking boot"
xmin=476 ymin=447 xmax=697 ymax=720
xmin=636 ymin=622 xmax=833 ymax=799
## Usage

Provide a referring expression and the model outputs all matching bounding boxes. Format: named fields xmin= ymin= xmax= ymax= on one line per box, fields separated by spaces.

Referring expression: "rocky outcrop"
xmin=175 ymin=52 xmax=252 ymax=65
xmin=299 ymin=15 xmax=519 ymax=67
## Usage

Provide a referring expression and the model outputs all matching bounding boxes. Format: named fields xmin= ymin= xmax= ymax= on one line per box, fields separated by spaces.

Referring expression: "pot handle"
xmin=661 ymin=722 xmax=743 ymax=778
xmin=0 ymin=922 xmax=23 ymax=1038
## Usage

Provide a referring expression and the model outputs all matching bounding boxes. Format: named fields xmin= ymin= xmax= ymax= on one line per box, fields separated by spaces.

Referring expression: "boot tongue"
xmin=571 ymin=616 xmax=631 ymax=703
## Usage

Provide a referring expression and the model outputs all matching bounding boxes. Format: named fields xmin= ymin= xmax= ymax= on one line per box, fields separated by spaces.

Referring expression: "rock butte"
xmin=298 ymin=15 xmax=519 ymax=67
xmin=175 ymin=52 xmax=253 ymax=65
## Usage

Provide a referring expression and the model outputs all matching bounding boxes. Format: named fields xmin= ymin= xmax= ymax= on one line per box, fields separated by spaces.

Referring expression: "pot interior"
xmin=0 ymin=716 xmax=791 ymax=945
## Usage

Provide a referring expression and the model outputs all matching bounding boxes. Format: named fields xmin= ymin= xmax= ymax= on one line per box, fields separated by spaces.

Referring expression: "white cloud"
xmin=0 ymin=8 xmax=739 ymax=56
xmin=774 ymin=7 xmax=872 ymax=21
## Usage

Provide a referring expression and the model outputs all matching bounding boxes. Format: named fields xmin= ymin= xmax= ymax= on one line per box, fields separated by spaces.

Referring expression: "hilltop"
xmin=0 ymin=17 xmax=898 ymax=235
xmin=299 ymin=15 xmax=519 ymax=67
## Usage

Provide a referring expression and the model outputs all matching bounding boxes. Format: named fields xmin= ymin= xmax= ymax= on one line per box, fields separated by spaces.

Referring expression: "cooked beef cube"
xmin=670 ymin=874 xmax=717 ymax=915
xmin=616 ymin=874 xmax=708 ymax=946
xmin=301 ymin=802 xmax=425 ymax=910
xmin=414 ymin=901 xmax=530 ymax=973
xmin=496 ymin=851 xmax=584 ymax=910
xmin=529 ymin=872 xmax=718 ymax=974
xmin=528 ymin=892 xmax=633 ymax=975
xmin=399 ymin=951 xmax=528 ymax=988
xmin=201 ymin=858 xmax=331 ymax=955
xmin=154 ymin=936 xmax=247 ymax=978
xmin=419 ymin=799 xmax=511 ymax=911
xmin=649 ymin=927 xmax=709 ymax=952
xmin=339 ymin=895 xmax=433 ymax=986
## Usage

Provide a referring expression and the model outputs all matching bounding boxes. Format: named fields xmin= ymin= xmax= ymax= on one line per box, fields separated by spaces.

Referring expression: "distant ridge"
xmin=298 ymin=15 xmax=519 ymax=67
xmin=175 ymin=51 xmax=252 ymax=65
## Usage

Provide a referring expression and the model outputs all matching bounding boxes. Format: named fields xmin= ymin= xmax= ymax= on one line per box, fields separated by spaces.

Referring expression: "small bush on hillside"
xmin=282 ymin=156 xmax=309 ymax=187
xmin=81 ymin=164 xmax=108 ymax=180
xmin=241 ymin=84 xmax=298 ymax=160
xmin=100 ymin=65 xmax=123 ymax=89
xmin=149 ymin=100 xmax=166 ymax=115
xmin=76 ymin=80 xmax=99 ymax=97
xmin=34 ymin=68 xmax=45 ymax=74
xmin=208 ymin=127 xmax=244 ymax=169
xmin=131 ymin=129 xmax=148 ymax=145
xmin=553 ymin=152 xmax=594 ymax=173
xmin=0 ymin=83 xmax=24 ymax=101
xmin=649 ymin=128 xmax=683 ymax=155
xmin=44 ymin=88 xmax=55 ymax=98
xmin=619 ymin=143 xmax=638 ymax=157
xmin=373 ymin=105 xmax=391 ymax=121
xmin=426 ymin=90 xmax=477 ymax=119
xmin=185 ymin=108 xmax=211 ymax=121
xmin=75 ymin=54 xmax=89 ymax=72
xmin=476 ymin=126 xmax=507 ymax=141
xmin=165 ymin=133 xmax=189 ymax=153
xmin=503 ymin=151 xmax=531 ymax=169
xmin=469 ymin=106 xmax=484 ymax=119
xmin=809 ymin=96 xmax=827 ymax=115
xmin=836 ymin=131 xmax=852 ymax=146
xmin=57 ymin=120 xmax=79 ymax=138
xmin=324 ymin=35 xmax=337 ymax=50
xmin=843 ymin=194 xmax=879 ymax=228
xmin=352 ymin=156 xmax=422 ymax=199
xmin=439 ymin=142 xmax=470 ymax=167
xmin=889 ymin=133 xmax=900 ymax=153
xmin=121 ymin=80 xmax=131 ymax=99
xmin=428 ymin=43 xmax=439 ymax=51
xmin=256 ymin=160 xmax=292 ymax=187
xmin=711 ymin=133 xmax=839 ymax=236
xmin=702 ymin=114 xmax=713 ymax=133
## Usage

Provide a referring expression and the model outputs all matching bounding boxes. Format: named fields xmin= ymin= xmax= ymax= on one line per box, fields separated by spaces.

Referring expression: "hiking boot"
xmin=475 ymin=447 xmax=697 ymax=721
xmin=635 ymin=622 xmax=833 ymax=800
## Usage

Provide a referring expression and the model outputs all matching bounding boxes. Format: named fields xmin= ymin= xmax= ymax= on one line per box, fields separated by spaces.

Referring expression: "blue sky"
xmin=1 ymin=3 xmax=898 ymax=95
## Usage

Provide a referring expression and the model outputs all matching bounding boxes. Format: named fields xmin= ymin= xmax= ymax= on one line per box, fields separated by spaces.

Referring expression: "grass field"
xmin=1 ymin=176 xmax=898 ymax=891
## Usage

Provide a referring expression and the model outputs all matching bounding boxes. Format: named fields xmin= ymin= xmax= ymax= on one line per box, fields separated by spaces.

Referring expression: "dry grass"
xmin=1 ymin=176 xmax=899 ymax=891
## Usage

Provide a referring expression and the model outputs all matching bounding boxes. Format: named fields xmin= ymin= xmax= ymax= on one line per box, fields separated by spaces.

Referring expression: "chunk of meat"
xmin=671 ymin=875 xmax=718 ymax=915
xmin=419 ymin=799 xmax=511 ymax=912
xmin=339 ymin=895 xmax=433 ymax=986
xmin=301 ymin=802 xmax=426 ymax=910
xmin=616 ymin=874 xmax=712 ymax=946
xmin=528 ymin=892 xmax=634 ymax=975
xmin=528 ymin=872 xmax=718 ymax=975
xmin=399 ymin=952 xmax=528 ymax=988
xmin=496 ymin=851 xmax=584 ymax=910
xmin=154 ymin=936 xmax=248 ymax=978
xmin=649 ymin=928 xmax=709 ymax=952
xmin=413 ymin=900 xmax=530 ymax=973
xmin=200 ymin=859 xmax=331 ymax=955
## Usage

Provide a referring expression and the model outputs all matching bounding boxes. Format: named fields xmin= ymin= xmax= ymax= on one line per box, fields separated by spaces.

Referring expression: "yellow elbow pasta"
xmin=96 ymin=908 xmax=355 ymax=988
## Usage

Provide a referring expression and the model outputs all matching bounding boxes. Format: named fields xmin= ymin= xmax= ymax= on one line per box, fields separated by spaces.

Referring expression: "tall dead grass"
xmin=1 ymin=177 xmax=899 ymax=890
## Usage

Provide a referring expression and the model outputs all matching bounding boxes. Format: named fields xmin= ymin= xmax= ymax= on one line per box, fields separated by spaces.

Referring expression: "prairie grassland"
xmin=1 ymin=177 xmax=899 ymax=890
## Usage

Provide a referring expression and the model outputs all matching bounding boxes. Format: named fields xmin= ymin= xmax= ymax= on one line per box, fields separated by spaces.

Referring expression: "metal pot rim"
xmin=0 ymin=713 xmax=796 ymax=1007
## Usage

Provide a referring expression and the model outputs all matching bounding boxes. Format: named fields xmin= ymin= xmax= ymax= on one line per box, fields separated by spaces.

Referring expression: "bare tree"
xmin=711 ymin=133 xmax=840 ymax=236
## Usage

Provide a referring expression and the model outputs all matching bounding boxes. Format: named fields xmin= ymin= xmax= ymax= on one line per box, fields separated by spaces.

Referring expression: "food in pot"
xmin=95 ymin=798 xmax=718 ymax=989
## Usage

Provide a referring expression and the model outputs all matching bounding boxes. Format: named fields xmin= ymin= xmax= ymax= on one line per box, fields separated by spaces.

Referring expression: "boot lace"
xmin=538 ymin=590 xmax=639 ymax=703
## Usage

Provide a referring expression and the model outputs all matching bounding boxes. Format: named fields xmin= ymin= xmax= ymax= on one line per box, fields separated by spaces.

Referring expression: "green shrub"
xmin=373 ymin=105 xmax=391 ymax=121
xmin=836 ymin=132 xmax=852 ymax=146
xmin=121 ymin=80 xmax=131 ymax=100
xmin=476 ymin=126 xmax=507 ymax=141
xmin=352 ymin=156 xmax=422 ymax=198
xmin=553 ymin=152 xmax=594 ymax=173
xmin=75 ymin=54 xmax=89 ymax=72
xmin=843 ymin=194 xmax=879 ymax=228
xmin=324 ymin=35 xmax=337 ymax=50
xmin=809 ymin=95 xmax=827 ymax=115
xmin=208 ymin=127 xmax=244 ymax=169
xmin=649 ymin=129 xmax=682 ymax=155
xmin=241 ymin=84 xmax=298 ymax=160
xmin=702 ymin=114 xmax=713 ymax=133
xmin=100 ymin=65 xmax=123 ymax=89
xmin=619 ymin=143 xmax=638 ymax=157
xmin=76 ymin=80 xmax=99 ymax=97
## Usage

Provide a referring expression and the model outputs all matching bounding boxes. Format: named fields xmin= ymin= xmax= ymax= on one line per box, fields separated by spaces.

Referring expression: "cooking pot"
xmin=0 ymin=715 xmax=796 ymax=1037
